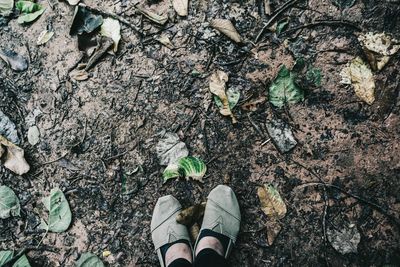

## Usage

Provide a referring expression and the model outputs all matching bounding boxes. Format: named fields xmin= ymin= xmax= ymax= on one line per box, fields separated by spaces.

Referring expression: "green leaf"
xmin=268 ymin=65 xmax=304 ymax=108
xmin=76 ymin=253 xmax=104 ymax=267
xmin=163 ymin=156 xmax=207 ymax=182
xmin=276 ymin=20 xmax=289 ymax=34
xmin=306 ymin=67 xmax=322 ymax=87
xmin=16 ymin=0 xmax=44 ymax=23
xmin=0 ymin=185 xmax=20 ymax=219
xmin=0 ymin=0 xmax=13 ymax=16
xmin=12 ymin=254 xmax=31 ymax=267
xmin=0 ymin=250 xmax=14 ymax=267
xmin=214 ymin=87 xmax=240 ymax=110
xmin=41 ymin=188 xmax=72 ymax=233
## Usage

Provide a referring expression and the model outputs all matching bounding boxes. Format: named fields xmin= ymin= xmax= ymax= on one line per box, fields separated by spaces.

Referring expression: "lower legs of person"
xmin=194 ymin=236 xmax=229 ymax=267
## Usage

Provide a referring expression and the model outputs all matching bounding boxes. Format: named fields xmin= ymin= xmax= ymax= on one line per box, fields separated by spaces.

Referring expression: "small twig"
xmin=254 ymin=0 xmax=299 ymax=43
xmin=41 ymin=152 xmax=69 ymax=165
xmin=248 ymin=113 xmax=265 ymax=137
xmin=284 ymin=20 xmax=362 ymax=35
xmin=183 ymin=111 xmax=198 ymax=135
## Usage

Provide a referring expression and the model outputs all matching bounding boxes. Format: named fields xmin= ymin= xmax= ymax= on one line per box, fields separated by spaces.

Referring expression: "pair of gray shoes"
xmin=151 ymin=185 xmax=241 ymax=267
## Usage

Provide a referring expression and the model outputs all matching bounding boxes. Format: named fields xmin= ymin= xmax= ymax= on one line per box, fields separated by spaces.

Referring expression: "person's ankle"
xmin=195 ymin=236 xmax=224 ymax=257
xmin=165 ymin=242 xmax=192 ymax=266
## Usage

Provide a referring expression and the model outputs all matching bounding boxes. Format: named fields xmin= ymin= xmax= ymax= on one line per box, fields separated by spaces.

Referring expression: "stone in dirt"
xmin=266 ymin=119 xmax=297 ymax=153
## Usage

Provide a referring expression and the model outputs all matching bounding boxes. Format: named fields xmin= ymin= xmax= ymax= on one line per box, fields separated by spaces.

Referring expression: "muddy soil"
xmin=1 ymin=0 xmax=399 ymax=266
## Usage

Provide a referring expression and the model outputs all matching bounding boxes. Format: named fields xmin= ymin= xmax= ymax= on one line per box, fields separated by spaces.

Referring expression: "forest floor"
xmin=1 ymin=0 xmax=400 ymax=266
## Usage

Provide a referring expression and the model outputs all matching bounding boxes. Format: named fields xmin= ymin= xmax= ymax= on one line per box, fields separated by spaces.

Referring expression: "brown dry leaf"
xmin=69 ymin=69 xmax=89 ymax=81
xmin=265 ymin=220 xmax=282 ymax=246
xmin=176 ymin=202 xmax=206 ymax=226
xmin=358 ymin=32 xmax=400 ymax=71
xmin=264 ymin=0 xmax=271 ymax=15
xmin=241 ymin=96 xmax=266 ymax=111
xmin=0 ymin=135 xmax=30 ymax=175
xmin=209 ymin=70 xmax=237 ymax=123
xmin=210 ymin=19 xmax=242 ymax=43
xmin=257 ymin=184 xmax=287 ymax=219
xmin=157 ymin=35 xmax=174 ymax=49
xmin=172 ymin=0 xmax=188 ymax=16
xmin=136 ymin=6 xmax=168 ymax=25
xmin=346 ymin=57 xmax=375 ymax=105
xmin=189 ymin=223 xmax=200 ymax=242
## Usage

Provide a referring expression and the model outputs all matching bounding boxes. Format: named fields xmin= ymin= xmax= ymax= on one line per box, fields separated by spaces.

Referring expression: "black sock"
xmin=198 ymin=229 xmax=230 ymax=255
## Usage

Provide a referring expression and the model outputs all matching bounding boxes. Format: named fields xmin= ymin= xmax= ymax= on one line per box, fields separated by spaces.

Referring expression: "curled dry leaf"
xmin=190 ymin=223 xmax=200 ymax=242
xmin=358 ymin=32 xmax=400 ymax=71
xmin=210 ymin=19 xmax=242 ymax=43
xmin=69 ymin=69 xmax=89 ymax=81
xmin=0 ymin=135 xmax=30 ymax=175
xmin=172 ymin=0 xmax=188 ymax=16
xmin=341 ymin=57 xmax=375 ymax=105
xmin=257 ymin=184 xmax=287 ymax=219
xmin=136 ymin=6 xmax=168 ymax=25
xmin=265 ymin=220 xmax=281 ymax=246
xmin=0 ymin=49 xmax=28 ymax=72
xmin=176 ymin=202 xmax=206 ymax=226
xmin=209 ymin=70 xmax=237 ymax=123
xmin=100 ymin=18 xmax=121 ymax=53
xmin=327 ymin=223 xmax=360 ymax=254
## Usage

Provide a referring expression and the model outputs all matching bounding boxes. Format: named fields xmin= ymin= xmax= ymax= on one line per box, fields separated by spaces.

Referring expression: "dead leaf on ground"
xmin=0 ymin=49 xmax=28 ymax=71
xmin=136 ymin=6 xmax=168 ymax=25
xmin=176 ymin=202 xmax=206 ymax=226
xmin=264 ymin=0 xmax=271 ymax=15
xmin=209 ymin=70 xmax=237 ymax=123
xmin=157 ymin=35 xmax=174 ymax=49
xmin=100 ymin=18 xmax=121 ymax=53
xmin=85 ymin=36 xmax=114 ymax=70
xmin=341 ymin=57 xmax=375 ymax=105
xmin=0 ymin=135 xmax=30 ymax=175
xmin=241 ymin=96 xmax=266 ymax=111
xmin=156 ymin=132 xmax=188 ymax=166
xmin=0 ymin=110 xmax=20 ymax=145
xmin=210 ymin=19 xmax=242 ymax=43
xmin=327 ymin=223 xmax=361 ymax=254
xmin=190 ymin=223 xmax=200 ymax=242
xmin=69 ymin=68 xmax=89 ymax=81
xmin=266 ymin=119 xmax=297 ymax=153
xmin=172 ymin=0 xmax=188 ymax=16
xmin=358 ymin=32 xmax=400 ymax=71
xmin=265 ymin=220 xmax=281 ymax=246
xmin=257 ymin=184 xmax=287 ymax=219
xmin=36 ymin=30 xmax=54 ymax=46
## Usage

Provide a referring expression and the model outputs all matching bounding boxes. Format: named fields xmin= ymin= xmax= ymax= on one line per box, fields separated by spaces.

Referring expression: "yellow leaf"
xmin=257 ymin=184 xmax=287 ymax=220
xmin=209 ymin=70 xmax=237 ymax=123
xmin=102 ymin=250 xmax=111 ymax=257
xmin=0 ymin=135 xmax=30 ymax=175
xmin=210 ymin=19 xmax=242 ymax=43
xmin=349 ymin=57 xmax=375 ymax=105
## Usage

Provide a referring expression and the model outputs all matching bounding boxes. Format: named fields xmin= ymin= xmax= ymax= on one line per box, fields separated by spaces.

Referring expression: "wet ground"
xmin=1 ymin=0 xmax=400 ymax=266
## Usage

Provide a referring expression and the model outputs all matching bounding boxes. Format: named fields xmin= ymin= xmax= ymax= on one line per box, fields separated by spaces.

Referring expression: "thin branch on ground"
xmin=284 ymin=20 xmax=362 ymax=35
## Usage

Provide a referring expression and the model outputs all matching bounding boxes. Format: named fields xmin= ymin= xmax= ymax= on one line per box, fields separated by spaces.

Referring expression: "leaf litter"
xmin=327 ymin=223 xmax=361 ymax=254
xmin=41 ymin=188 xmax=72 ymax=233
xmin=0 ymin=49 xmax=28 ymax=72
xmin=163 ymin=156 xmax=207 ymax=182
xmin=0 ymin=185 xmax=20 ymax=219
xmin=156 ymin=132 xmax=189 ymax=166
xmin=210 ymin=19 xmax=242 ymax=43
xmin=0 ymin=250 xmax=14 ymax=266
xmin=0 ymin=135 xmax=30 ymax=175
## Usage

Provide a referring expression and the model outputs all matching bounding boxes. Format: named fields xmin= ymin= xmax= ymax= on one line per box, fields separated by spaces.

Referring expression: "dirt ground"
xmin=1 ymin=0 xmax=400 ymax=266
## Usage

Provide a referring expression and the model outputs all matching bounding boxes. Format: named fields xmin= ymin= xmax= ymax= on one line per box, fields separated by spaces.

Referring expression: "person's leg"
xmin=151 ymin=195 xmax=193 ymax=267
xmin=193 ymin=185 xmax=240 ymax=267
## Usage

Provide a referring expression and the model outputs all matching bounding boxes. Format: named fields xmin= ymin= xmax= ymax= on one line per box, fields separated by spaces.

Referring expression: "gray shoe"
xmin=194 ymin=185 xmax=241 ymax=258
xmin=151 ymin=195 xmax=191 ymax=267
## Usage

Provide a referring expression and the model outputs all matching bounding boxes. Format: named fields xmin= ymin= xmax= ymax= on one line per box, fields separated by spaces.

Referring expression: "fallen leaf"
xmin=264 ymin=0 xmax=271 ymax=15
xmin=36 ymin=30 xmax=54 ymax=46
xmin=76 ymin=253 xmax=104 ymax=267
xmin=70 ymin=5 xmax=103 ymax=35
xmin=12 ymin=254 xmax=31 ymax=267
xmin=172 ymin=0 xmax=188 ymax=16
xmin=0 ymin=185 xmax=20 ymax=219
xmin=266 ymin=119 xmax=297 ymax=153
xmin=209 ymin=70 xmax=237 ymax=123
xmin=41 ymin=188 xmax=72 ymax=233
xmin=210 ymin=19 xmax=242 ymax=43
xmin=268 ymin=65 xmax=304 ymax=108
xmin=16 ymin=0 xmax=45 ymax=24
xmin=0 ymin=250 xmax=14 ymax=266
xmin=190 ymin=223 xmax=200 ymax=242
xmin=342 ymin=57 xmax=375 ymax=104
xmin=100 ymin=18 xmax=121 ymax=53
xmin=257 ymin=184 xmax=287 ymax=219
xmin=27 ymin=126 xmax=40 ymax=146
xmin=156 ymin=132 xmax=189 ymax=166
xmin=157 ymin=35 xmax=174 ymax=49
xmin=0 ymin=0 xmax=13 ymax=16
xmin=0 ymin=135 xmax=30 ymax=175
xmin=0 ymin=49 xmax=28 ymax=72
xmin=265 ymin=220 xmax=282 ymax=246
xmin=66 ymin=0 xmax=79 ymax=5
xmin=176 ymin=202 xmax=206 ymax=226
xmin=0 ymin=110 xmax=20 ymax=144
xmin=136 ymin=6 xmax=168 ymax=25
xmin=306 ymin=67 xmax=322 ymax=87
xmin=85 ymin=36 xmax=113 ymax=70
xmin=358 ymin=32 xmax=400 ymax=71
xmin=241 ymin=96 xmax=266 ymax=111
xmin=69 ymin=68 xmax=89 ymax=81
xmin=163 ymin=156 xmax=207 ymax=182
xmin=214 ymin=87 xmax=240 ymax=110
xmin=327 ymin=223 xmax=360 ymax=254
xmin=276 ymin=19 xmax=288 ymax=34
xmin=102 ymin=250 xmax=111 ymax=257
